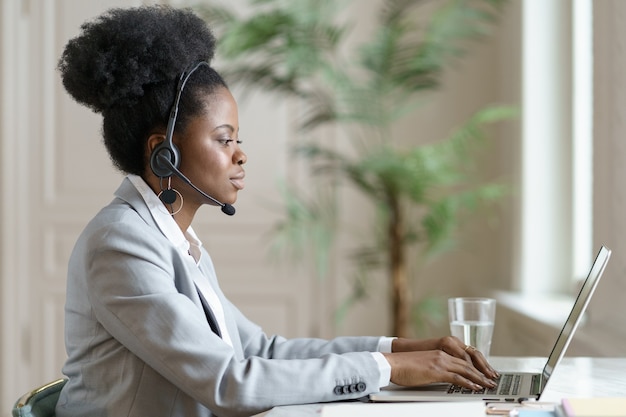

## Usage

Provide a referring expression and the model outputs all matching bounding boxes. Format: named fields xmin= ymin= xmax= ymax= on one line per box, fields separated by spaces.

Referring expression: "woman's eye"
xmin=218 ymin=138 xmax=243 ymax=145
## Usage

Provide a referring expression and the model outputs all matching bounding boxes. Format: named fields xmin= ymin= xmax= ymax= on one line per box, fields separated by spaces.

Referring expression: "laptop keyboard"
xmin=447 ymin=373 xmax=521 ymax=396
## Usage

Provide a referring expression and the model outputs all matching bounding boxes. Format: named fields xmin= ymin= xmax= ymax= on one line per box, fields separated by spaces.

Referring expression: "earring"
xmin=158 ymin=177 xmax=184 ymax=215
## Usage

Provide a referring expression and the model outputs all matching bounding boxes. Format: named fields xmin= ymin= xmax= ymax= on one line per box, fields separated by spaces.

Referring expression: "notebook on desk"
xmin=369 ymin=245 xmax=612 ymax=403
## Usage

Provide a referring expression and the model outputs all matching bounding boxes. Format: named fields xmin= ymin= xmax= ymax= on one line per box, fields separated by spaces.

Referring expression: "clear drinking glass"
xmin=448 ymin=297 xmax=496 ymax=358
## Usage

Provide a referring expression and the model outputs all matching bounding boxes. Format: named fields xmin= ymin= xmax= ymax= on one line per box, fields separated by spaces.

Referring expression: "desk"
xmin=256 ymin=357 xmax=626 ymax=416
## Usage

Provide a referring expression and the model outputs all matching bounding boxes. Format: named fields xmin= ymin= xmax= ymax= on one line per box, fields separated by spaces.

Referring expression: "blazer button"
xmin=357 ymin=382 xmax=366 ymax=392
xmin=342 ymin=385 xmax=351 ymax=394
xmin=333 ymin=386 xmax=343 ymax=395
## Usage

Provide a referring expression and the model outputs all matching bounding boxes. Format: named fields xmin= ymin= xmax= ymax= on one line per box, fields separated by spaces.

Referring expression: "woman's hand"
xmin=384 ymin=336 xmax=499 ymax=390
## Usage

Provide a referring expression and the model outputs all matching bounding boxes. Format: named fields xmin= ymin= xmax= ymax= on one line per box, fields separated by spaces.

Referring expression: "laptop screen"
xmin=540 ymin=246 xmax=611 ymax=393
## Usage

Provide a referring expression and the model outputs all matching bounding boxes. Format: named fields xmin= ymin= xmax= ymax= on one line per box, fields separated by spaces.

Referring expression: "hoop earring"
xmin=157 ymin=177 xmax=184 ymax=216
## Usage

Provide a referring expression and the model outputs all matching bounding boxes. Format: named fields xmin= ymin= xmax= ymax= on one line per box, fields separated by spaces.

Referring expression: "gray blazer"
xmin=56 ymin=178 xmax=382 ymax=417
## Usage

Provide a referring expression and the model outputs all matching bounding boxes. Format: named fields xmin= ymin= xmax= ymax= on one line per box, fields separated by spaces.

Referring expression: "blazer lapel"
xmin=114 ymin=177 xmax=239 ymax=352
xmin=194 ymin=285 xmax=222 ymax=338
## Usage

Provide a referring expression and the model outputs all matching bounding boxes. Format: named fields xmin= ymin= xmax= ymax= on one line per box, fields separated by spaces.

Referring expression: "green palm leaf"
xmin=195 ymin=0 xmax=513 ymax=337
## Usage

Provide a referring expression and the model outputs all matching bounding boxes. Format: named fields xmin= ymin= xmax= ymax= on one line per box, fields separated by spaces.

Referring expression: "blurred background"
xmin=1 ymin=0 xmax=625 ymax=412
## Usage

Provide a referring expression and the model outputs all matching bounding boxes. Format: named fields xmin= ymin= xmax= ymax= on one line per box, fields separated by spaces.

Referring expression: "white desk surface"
xmin=255 ymin=356 xmax=626 ymax=416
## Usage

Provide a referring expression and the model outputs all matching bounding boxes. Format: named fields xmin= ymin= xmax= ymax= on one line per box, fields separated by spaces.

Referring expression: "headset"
xmin=149 ymin=61 xmax=235 ymax=215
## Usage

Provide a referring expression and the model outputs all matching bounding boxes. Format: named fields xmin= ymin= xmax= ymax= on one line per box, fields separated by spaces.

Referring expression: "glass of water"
xmin=448 ymin=297 xmax=496 ymax=358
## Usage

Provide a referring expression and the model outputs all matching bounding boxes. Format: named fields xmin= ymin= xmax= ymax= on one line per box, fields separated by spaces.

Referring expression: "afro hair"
xmin=57 ymin=5 xmax=227 ymax=174
xmin=58 ymin=5 xmax=216 ymax=112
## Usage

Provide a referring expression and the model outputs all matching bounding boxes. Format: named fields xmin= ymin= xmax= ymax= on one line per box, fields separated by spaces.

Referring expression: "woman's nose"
xmin=235 ymin=147 xmax=247 ymax=166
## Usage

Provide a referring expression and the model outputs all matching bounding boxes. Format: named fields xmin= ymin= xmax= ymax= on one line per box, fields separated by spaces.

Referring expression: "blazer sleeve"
xmin=227 ymin=296 xmax=384 ymax=359
xmin=81 ymin=215 xmax=384 ymax=417
xmin=197 ymin=247 xmax=384 ymax=361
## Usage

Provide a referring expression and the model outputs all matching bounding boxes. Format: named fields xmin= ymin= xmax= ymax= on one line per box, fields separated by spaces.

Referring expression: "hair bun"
xmin=58 ymin=5 xmax=216 ymax=113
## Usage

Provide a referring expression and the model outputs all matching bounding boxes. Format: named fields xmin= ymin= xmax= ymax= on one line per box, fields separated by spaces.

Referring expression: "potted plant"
xmin=196 ymin=0 xmax=514 ymax=338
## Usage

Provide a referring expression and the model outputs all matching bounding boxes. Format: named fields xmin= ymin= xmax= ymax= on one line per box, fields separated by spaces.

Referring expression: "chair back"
xmin=12 ymin=378 xmax=67 ymax=417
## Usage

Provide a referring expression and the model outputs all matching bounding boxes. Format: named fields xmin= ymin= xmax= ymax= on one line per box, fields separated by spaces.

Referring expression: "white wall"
xmin=589 ymin=0 xmax=626 ymax=350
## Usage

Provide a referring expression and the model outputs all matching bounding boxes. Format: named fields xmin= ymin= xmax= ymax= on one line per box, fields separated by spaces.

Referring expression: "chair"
xmin=12 ymin=378 xmax=67 ymax=417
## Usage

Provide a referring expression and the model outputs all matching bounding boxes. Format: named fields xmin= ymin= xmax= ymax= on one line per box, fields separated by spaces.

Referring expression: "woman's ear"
xmin=147 ymin=132 xmax=181 ymax=178
xmin=144 ymin=134 xmax=167 ymax=178
xmin=147 ymin=134 xmax=167 ymax=155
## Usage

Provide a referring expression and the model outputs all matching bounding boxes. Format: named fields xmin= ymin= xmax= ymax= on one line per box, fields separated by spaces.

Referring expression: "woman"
xmin=56 ymin=5 xmax=498 ymax=417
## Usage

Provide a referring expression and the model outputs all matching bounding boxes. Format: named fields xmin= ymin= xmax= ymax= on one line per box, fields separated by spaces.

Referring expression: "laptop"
xmin=369 ymin=245 xmax=612 ymax=403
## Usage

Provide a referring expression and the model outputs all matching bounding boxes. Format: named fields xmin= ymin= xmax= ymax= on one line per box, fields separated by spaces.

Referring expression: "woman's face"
xmin=174 ymin=86 xmax=247 ymax=208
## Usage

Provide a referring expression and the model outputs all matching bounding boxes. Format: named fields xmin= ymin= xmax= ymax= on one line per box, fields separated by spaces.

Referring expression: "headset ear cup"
xmin=150 ymin=142 xmax=180 ymax=178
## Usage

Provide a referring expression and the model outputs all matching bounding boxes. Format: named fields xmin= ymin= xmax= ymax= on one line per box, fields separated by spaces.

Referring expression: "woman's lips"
xmin=230 ymin=174 xmax=245 ymax=190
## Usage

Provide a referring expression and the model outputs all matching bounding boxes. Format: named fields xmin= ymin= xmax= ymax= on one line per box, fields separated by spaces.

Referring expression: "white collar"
xmin=126 ymin=174 xmax=203 ymax=263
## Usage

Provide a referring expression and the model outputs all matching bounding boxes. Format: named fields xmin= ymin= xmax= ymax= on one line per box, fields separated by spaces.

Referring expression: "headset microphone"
xmin=149 ymin=61 xmax=236 ymax=216
xmin=157 ymin=154 xmax=236 ymax=216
